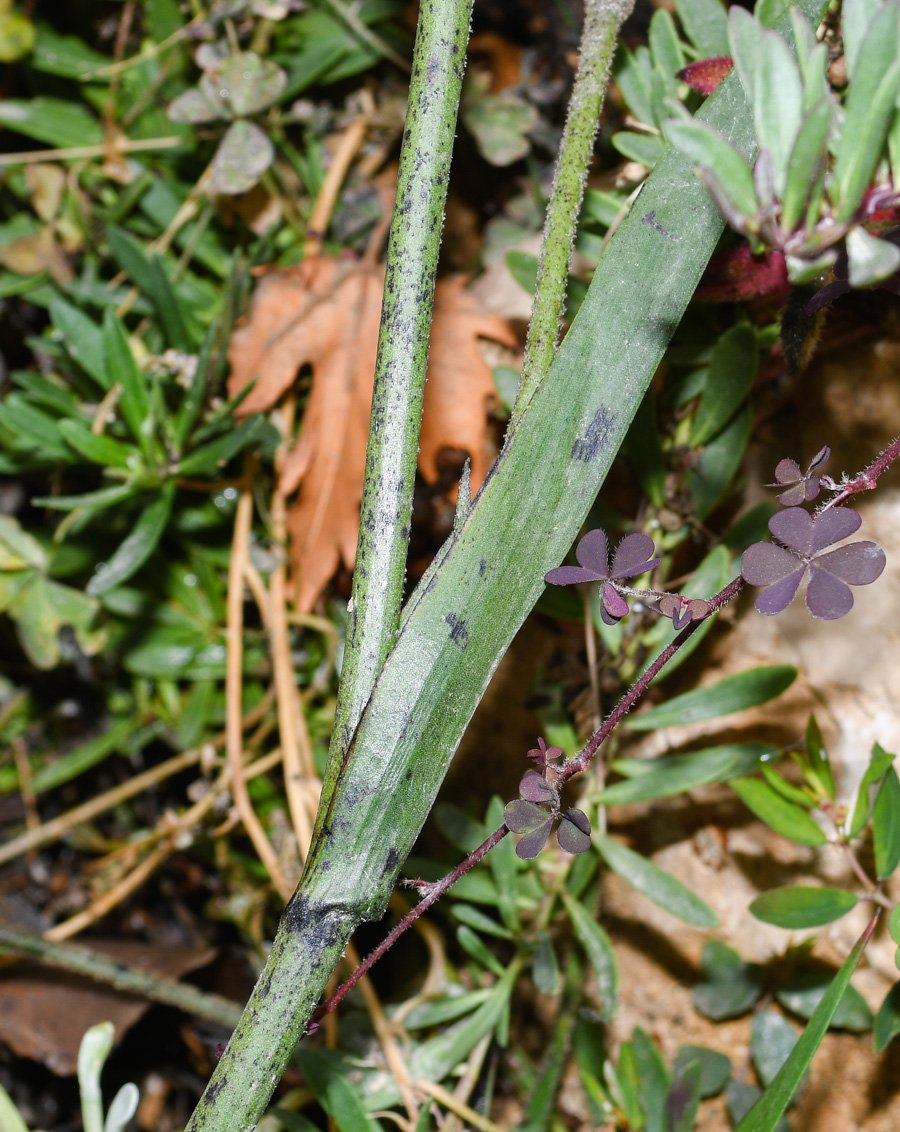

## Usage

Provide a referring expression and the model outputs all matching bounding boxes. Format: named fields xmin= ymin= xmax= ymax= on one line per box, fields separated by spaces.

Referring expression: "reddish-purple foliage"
xmin=768 ymin=446 xmax=830 ymax=506
xmin=657 ymin=594 xmax=711 ymax=630
xmin=677 ymin=55 xmax=734 ymax=95
xmin=504 ymin=738 xmax=593 ymax=858
xmin=545 ymin=530 xmax=661 ymax=625
xmin=527 ymin=736 xmax=564 ymax=768
xmin=741 ymin=506 xmax=885 ymax=619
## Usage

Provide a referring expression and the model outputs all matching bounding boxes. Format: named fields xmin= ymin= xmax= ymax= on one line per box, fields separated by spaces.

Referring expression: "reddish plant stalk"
xmin=821 ymin=434 xmax=900 ymax=510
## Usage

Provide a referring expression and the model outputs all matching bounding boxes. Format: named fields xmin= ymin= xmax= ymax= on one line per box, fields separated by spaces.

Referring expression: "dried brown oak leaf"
xmin=227 ymin=256 xmax=516 ymax=611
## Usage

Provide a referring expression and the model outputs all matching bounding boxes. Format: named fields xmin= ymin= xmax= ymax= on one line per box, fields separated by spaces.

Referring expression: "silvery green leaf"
xmin=753 ymin=29 xmax=803 ymax=197
xmin=842 ymin=0 xmax=887 ymax=81
xmin=785 ymin=247 xmax=837 ymax=283
xmin=832 ymin=2 xmax=900 ymax=221
xmin=210 ymin=120 xmax=274 ymax=195
xmin=167 ymin=85 xmax=222 ymax=124
xmin=105 ymin=1084 xmax=140 ymax=1132
xmin=675 ymin=0 xmax=730 ymax=56
xmin=846 ymin=226 xmax=900 ymax=288
xmin=781 ymin=98 xmax=832 ymax=233
xmin=648 ymin=8 xmax=685 ymax=78
xmin=199 ymin=52 xmax=286 ymax=118
xmin=663 ymin=119 xmax=759 ymax=218
xmin=729 ymin=6 xmax=765 ymax=104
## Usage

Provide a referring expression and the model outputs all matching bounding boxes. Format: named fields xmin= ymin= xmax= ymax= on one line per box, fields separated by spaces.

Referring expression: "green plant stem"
xmin=0 ymin=928 xmax=242 ymax=1028
xmin=183 ymin=0 xmax=473 ymax=1124
xmin=319 ymin=0 xmax=473 ymax=820
xmin=510 ymin=0 xmax=636 ymax=429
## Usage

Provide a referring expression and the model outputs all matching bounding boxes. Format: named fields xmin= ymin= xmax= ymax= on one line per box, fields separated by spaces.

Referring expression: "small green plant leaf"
xmin=873 ymin=982 xmax=900 ymax=1051
xmin=175 ymin=416 xmax=265 ymax=476
xmin=211 ymin=120 xmax=275 ymax=195
xmin=201 ymin=53 xmax=287 ymax=118
xmin=532 ymin=930 xmax=561 ymax=995
xmin=849 ymin=743 xmax=896 ymax=837
xmin=451 ymin=901 xmax=513 ymax=939
xmin=729 ymin=6 xmax=765 ymax=104
xmin=842 ymin=0 xmax=886 ymax=80
xmin=612 ymin=1040 xmax=645 ymax=1129
xmin=58 ymin=421 xmax=138 ymax=470
xmin=102 ymin=310 xmax=152 ymax=455
xmin=50 ymin=299 xmax=108 ymax=387
xmin=649 ymin=8 xmax=685 ymax=77
xmin=594 ymin=835 xmax=718 ymax=926
xmin=86 ymin=481 xmax=176 ymax=596
xmin=873 ymin=766 xmax=900 ymax=879
xmin=776 ymin=969 xmax=874 ymax=1032
xmin=752 ymin=29 xmax=803 ymax=198
xmin=780 ymin=98 xmax=832 ymax=233
xmin=690 ymin=322 xmax=758 ymax=445
xmin=750 ymin=1010 xmax=798 ymax=1087
xmin=456 ymin=924 xmax=507 ymax=975
xmin=759 ymin=763 xmax=815 ymax=808
xmin=846 ymin=227 xmax=900 ymax=288
xmin=832 ymin=2 xmax=900 ymax=222
xmin=630 ymin=1027 xmax=669 ymax=1131
xmin=104 ymin=1083 xmax=140 ymax=1132
xmin=462 ymin=74 xmax=537 ymax=167
xmin=600 ymin=743 xmax=772 ymax=805
xmin=734 ymin=926 xmax=873 ymax=1130
xmin=78 ymin=1022 xmax=115 ymax=1132
xmin=676 ymin=0 xmax=730 ymax=56
xmin=801 ymin=713 xmax=835 ymax=800
xmin=730 ymin=776 xmax=827 ymax=846
xmin=612 ymin=130 xmax=666 ymax=168
xmin=665 ymin=1060 xmax=702 ymax=1132
xmin=890 ymin=904 xmax=900 ymax=945
xmin=561 ymin=891 xmax=619 ymax=1019
xmin=687 ymin=398 xmax=753 ymax=517
xmin=625 ymin=665 xmax=796 ymax=731
xmin=749 ymin=885 xmax=858 ymax=929
xmin=672 ymin=1045 xmax=732 ymax=1097
xmin=296 ymin=1047 xmax=381 ymax=1132
xmin=167 ymin=85 xmax=222 ymax=124
xmin=694 ymin=941 xmax=764 ymax=1020
xmin=0 ymin=96 xmax=102 ymax=147
xmin=662 ymin=119 xmax=759 ymax=220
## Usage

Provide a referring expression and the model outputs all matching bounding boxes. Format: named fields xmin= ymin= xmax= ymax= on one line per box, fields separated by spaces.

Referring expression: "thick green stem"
xmin=320 ymin=0 xmax=473 ymax=821
xmin=511 ymin=0 xmax=635 ymax=428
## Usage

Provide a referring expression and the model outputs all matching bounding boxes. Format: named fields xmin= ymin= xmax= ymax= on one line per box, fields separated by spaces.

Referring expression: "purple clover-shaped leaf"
xmin=519 ymin=770 xmax=557 ymax=803
xmin=544 ymin=530 xmax=661 ymax=625
xmin=503 ymin=799 xmax=554 ymax=859
xmin=768 ymin=446 xmax=830 ymax=506
xmin=557 ymin=807 xmax=592 ymax=855
xmin=657 ymin=594 xmax=711 ymax=630
xmin=527 ymin=736 xmax=564 ymax=768
xmin=741 ymin=506 xmax=885 ymax=620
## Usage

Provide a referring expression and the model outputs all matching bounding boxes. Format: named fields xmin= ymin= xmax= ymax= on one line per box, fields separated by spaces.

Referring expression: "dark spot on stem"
xmin=444 ymin=612 xmax=469 ymax=647
xmin=572 ymin=406 xmax=615 ymax=463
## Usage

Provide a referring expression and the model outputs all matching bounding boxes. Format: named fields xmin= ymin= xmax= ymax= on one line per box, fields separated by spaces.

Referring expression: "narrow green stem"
xmin=0 ymin=928 xmax=242 ymax=1029
xmin=183 ymin=1 xmax=473 ymax=1125
xmin=318 ymin=0 xmax=474 ymax=831
xmin=510 ymin=0 xmax=635 ymax=429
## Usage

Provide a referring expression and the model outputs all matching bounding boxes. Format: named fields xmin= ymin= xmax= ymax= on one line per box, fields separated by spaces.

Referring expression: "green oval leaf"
xmin=600 ymin=743 xmax=772 ymax=805
xmin=749 ymin=885 xmax=857 ymax=929
xmin=694 ymin=941 xmax=765 ymax=1020
xmin=750 ymin=1010 xmax=798 ymax=1087
xmin=595 ymin=835 xmax=718 ymax=927
xmin=211 ymin=120 xmax=275 ymax=195
xmin=662 ymin=119 xmax=759 ymax=219
xmin=690 ymin=322 xmax=758 ymax=445
xmin=625 ymin=665 xmax=796 ymax=731
xmin=86 ymin=481 xmax=176 ymax=596
xmin=730 ymin=776 xmax=827 ymax=846
xmin=873 ymin=982 xmax=900 ymax=1052
xmin=561 ymin=890 xmax=619 ymax=1019
xmin=873 ymin=766 xmax=900 ymax=880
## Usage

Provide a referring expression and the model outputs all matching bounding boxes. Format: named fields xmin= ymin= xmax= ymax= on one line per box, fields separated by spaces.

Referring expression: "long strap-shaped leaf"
xmin=185 ymin=3 xmax=827 ymax=1128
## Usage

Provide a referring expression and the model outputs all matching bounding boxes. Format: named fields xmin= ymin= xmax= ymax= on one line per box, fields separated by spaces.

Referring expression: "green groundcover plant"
xmin=2 ymin=0 xmax=900 ymax=1129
